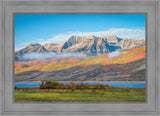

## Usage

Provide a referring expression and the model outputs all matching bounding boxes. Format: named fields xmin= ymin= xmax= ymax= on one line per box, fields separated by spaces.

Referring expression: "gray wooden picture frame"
xmin=0 ymin=0 xmax=159 ymax=116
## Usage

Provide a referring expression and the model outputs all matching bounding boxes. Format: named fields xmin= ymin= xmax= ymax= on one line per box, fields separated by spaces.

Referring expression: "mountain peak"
xmin=70 ymin=34 xmax=96 ymax=39
xmin=44 ymin=43 xmax=57 ymax=46
xmin=81 ymin=35 xmax=97 ymax=39
xmin=25 ymin=43 xmax=41 ymax=47
xmin=15 ymin=35 xmax=145 ymax=61
xmin=15 ymin=43 xmax=48 ymax=61
xmin=81 ymin=34 xmax=95 ymax=37
xmin=22 ymin=43 xmax=47 ymax=53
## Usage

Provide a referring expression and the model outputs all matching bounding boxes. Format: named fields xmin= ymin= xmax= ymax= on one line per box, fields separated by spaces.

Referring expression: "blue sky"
xmin=15 ymin=14 xmax=145 ymax=51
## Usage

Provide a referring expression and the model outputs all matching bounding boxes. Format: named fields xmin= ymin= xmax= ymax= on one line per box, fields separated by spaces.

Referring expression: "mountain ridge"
xmin=15 ymin=35 xmax=145 ymax=61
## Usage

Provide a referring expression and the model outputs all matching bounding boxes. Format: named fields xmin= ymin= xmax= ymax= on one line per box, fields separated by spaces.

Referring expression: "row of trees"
xmin=40 ymin=81 xmax=111 ymax=90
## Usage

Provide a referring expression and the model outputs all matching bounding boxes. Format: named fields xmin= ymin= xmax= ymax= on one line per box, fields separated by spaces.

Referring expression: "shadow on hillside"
xmin=15 ymin=58 xmax=145 ymax=82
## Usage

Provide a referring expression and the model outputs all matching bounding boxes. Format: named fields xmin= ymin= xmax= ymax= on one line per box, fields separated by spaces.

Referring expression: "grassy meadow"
xmin=15 ymin=81 xmax=145 ymax=102
xmin=15 ymin=88 xmax=145 ymax=101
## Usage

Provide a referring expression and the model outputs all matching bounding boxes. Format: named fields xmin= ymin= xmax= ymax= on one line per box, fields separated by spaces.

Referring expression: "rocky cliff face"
xmin=116 ymin=38 xmax=145 ymax=50
xmin=43 ymin=43 xmax=58 ymax=51
xmin=15 ymin=44 xmax=48 ymax=61
xmin=60 ymin=35 xmax=111 ymax=55
xmin=15 ymin=35 xmax=145 ymax=61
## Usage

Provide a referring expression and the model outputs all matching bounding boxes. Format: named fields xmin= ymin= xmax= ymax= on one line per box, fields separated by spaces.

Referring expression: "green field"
xmin=15 ymin=88 xmax=145 ymax=101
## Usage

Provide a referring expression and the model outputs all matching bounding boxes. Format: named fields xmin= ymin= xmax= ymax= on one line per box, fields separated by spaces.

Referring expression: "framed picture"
xmin=14 ymin=13 xmax=146 ymax=102
xmin=0 ymin=0 xmax=159 ymax=116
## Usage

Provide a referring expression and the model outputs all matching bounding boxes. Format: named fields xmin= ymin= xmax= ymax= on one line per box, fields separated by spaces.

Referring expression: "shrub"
xmin=40 ymin=81 xmax=110 ymax=90
xmin=40 ymin=81 xmax=61 ymax=89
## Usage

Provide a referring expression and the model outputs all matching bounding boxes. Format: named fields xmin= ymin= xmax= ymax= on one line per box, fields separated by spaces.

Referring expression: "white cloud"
xmin=108 ymin=49 xmax=121 ymax=58
xmin=15 ymin=28 xmax=145 ymax=51
xmin=22 ymin=52 xmax=87 ymax=59
xmin=37 ymin=28 xmax=145 ymax=45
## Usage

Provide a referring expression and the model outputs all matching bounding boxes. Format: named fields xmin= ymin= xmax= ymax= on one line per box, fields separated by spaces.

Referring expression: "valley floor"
xmin=15 ymin=88 xmax=145 ymax=102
